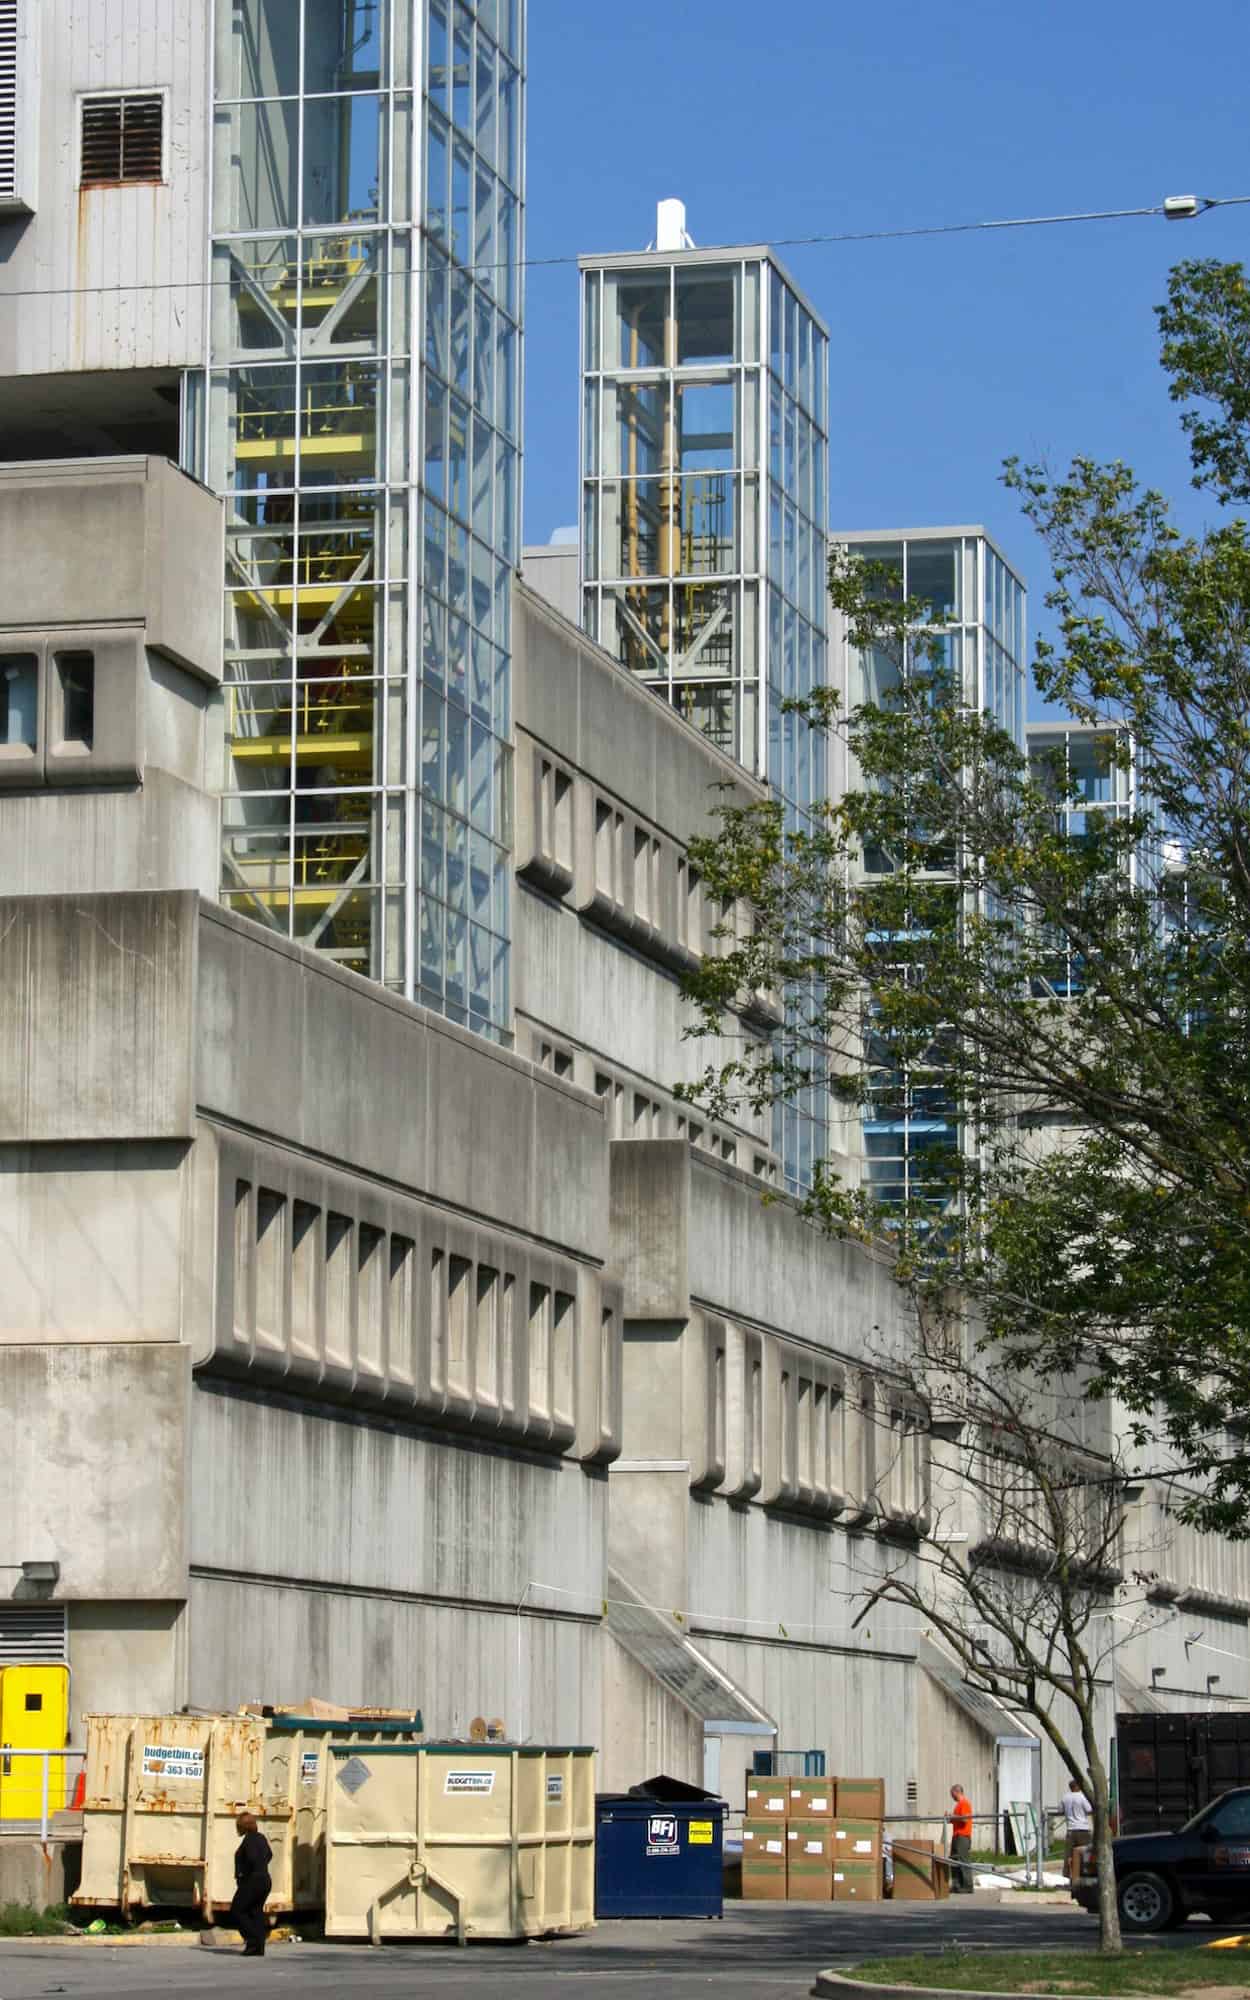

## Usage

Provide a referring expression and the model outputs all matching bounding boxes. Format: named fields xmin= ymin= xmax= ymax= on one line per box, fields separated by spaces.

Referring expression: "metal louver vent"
xmin=0 ymin=1603 xmax=68 ymax=1665
xmin=0 ymin=0 xmax=17 ymax=204
xmin=80 ymin=93 xmax=163 ymax=188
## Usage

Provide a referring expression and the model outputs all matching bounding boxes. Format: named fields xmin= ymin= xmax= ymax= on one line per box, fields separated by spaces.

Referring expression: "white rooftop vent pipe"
xmin=653 ymin=198 xmax=695 ymax=251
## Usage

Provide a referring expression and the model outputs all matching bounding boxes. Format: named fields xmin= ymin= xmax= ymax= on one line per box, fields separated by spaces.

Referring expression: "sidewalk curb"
xmin=813 ymin=1974 xmax=1093 ymax=2000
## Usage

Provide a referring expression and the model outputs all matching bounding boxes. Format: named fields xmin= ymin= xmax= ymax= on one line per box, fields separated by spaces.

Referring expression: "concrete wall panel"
xmin=68 ymin=1601 xmax=182 ymax=1728
xmin=185 ymin=1574 xmax=602 ymax=1745
xmin=0 ymin=1343 xmax=188 ymax=1599
xmin=188 ymin=1380 xmax=606 ymax=1613
xmin=0 ymin=460 xmax=224 ymax=682
xmin=0 ymin=773 xmax=218 ymax=902
xmin=0 ymin=1141 xmax=187 ymax=1341
xmin=0 ymin=891 xmax=198 ymax=1141
xmin=196 ymin=905 xmax=606 ymax=1258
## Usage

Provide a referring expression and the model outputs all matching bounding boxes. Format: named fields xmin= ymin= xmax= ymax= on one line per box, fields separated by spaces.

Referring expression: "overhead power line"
xmin=0 ymin=192 xmax=1245 ymax=305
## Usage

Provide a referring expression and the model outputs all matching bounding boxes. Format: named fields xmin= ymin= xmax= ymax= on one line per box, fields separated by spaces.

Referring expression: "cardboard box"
xmin=744 ymin=1773 xmax=789 ymax=1819
xmin=836 ymin=1776 xmax=886 ymax=1818
xmin=891 ymin=1838 xmax=938 ymax=1902
xmin=786 ymin=1818 xmax=833 ymax=1897
xmin=834 ymin=1815 xmax=882 ymax=1862
xmin=787 ymin=1777 xmax=834 ymax=1818
xmin=742 ymin=1818 xmax=788 ymax=1900
xmin=833 ymin=1858 xmax=883 ymax=1902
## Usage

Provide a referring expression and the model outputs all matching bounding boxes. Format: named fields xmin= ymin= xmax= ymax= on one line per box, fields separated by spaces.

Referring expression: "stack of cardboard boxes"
xmin=741 ymin=1774 xmax=886 ymax=1902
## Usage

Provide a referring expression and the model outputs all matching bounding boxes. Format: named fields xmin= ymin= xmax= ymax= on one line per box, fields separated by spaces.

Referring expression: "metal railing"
xmin=0 ymin=1748 xmax=86 ymax=1841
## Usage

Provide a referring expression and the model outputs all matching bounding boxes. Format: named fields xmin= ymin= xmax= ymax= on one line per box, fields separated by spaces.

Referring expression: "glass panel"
xmin=303 ymin=94 xmax=382 ymax=225
xmin=676 ymin=268 xmax=735 ymax=366
xmin=599 ymin=479 xmax=661 ymax=579
xmin=582 ymin=270 xmax=599 ymax=374
xmin=229 ymin=364 xmax=298 ymax=487
xmin=451 ymin=5 xmax=473 ymax=135
xmin=299 ymin=229 xmax=380 ymax=352
xmin=851 ymin=540 xmax=904 ymax=601
xmin=607 ymin=271 xmax=669 ymax=370
xmin=677 ymin=474 xmax=735 ymax=575
xmin=907 ymin=539 xmax=959 ymax=620
xmin=304 ymin=0 xmax=383 ymax=92
xmin=672 ymin=580 xmax=734 ymax=676
xmin=427 ymin=0 xmax=449 ymax=112
xmin=741 ymin=261 xmax=760 ymax=365
xmin=602 ymin=377 xmax=668 ymax=479
xmin=498 ymin=58 xmax=519 ymax=188
xmin=219 ymin=0 xmax=300 ymax=99
xmin=217 ymin=236 xmax=298 ymax=358
xmin=425 ymin=112 xmax=449 ymax=240
xmin=451 ymin=139 xmax=472 ymax=262
xmin=289 ymin=670 xmax=377 ymax=788
xmin=600 ymin=584 xmax=670 ymax=676
xmin=297 ymin=361 xmax=379 ymax=484
xmin=214 ymin=99 xmax=298 ymax=231
xmin=476 ymin=44 xmax=496 ymax=164
xmin=676 ymin=378 xmax=734 ymax=472
xmin=474 ymin=169 xmax=496 ymax=299
xmin=669 ymin=680 xmax=737 ymax=757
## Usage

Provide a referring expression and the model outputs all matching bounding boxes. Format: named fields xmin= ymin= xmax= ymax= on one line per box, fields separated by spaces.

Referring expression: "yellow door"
xmin=0 ymin=1665 xmax=69 ymax=1821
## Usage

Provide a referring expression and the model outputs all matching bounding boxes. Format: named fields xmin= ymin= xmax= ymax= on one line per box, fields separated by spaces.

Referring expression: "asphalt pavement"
xmin=0 ymin=1895 xmax=1200 ymax=2000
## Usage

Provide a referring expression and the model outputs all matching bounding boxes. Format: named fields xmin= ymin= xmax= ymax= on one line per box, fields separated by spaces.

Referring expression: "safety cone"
xmin=70 ymin=1769 xmax=86 ymax=1810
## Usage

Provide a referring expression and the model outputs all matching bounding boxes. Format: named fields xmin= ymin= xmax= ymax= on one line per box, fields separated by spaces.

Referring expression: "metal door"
xmin=0 ymin=1664 xmax=69 ymax=1821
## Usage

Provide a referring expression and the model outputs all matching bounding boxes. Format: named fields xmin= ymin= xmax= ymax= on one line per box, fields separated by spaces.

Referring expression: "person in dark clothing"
xmin=229 ymin=1811 xmax=272 ymax=1956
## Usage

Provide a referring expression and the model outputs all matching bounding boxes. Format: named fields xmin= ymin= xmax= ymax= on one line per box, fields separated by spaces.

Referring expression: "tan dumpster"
xmin=72 ymin=1711 xmax=422 ymax=1916
xmin=324 ymin=1742 xmax=596 ymax=1941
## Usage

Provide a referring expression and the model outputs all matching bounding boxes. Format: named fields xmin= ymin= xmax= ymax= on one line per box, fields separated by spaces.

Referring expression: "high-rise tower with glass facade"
xmin=578 ymin=219 xmax=830 ymax=1187
xmin=204 ymin=0 xmax=522 ymax=1039
xmin=832 ymin=526 xmax=1027 ymax=1211
xmin=579 ymin=228 xmax=829 ymax=820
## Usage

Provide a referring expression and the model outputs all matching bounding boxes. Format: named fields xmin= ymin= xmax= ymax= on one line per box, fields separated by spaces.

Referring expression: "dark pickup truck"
xmin=1074 ymin=1785 xmax=1250 ymax=1931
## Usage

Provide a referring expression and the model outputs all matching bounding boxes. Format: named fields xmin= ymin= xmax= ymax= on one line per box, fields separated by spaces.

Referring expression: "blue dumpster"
xmin=595 ymin=1793 xmax=725 ymax=1917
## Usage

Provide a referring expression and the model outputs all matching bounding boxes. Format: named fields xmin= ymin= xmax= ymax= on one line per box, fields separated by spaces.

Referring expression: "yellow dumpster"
xmin=72 ymin=1711 xmax=422 ymax=1916
xmin=324 ymin=1743 xmax=596 ymax=1941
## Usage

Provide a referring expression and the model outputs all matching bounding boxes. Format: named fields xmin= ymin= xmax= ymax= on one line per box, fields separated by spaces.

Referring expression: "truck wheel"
xmin=1119 ymin=1872 xmax=1174 ymax=1932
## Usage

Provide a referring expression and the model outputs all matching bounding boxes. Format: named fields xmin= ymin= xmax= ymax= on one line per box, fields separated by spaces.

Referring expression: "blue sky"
xmin=521 ymin=0 xmax=1248 ymax=699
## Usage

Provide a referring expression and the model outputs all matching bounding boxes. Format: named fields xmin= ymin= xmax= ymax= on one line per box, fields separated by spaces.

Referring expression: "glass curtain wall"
xmin=581 ymin=250 xmax=829 ymax=1191
xmin=580 ymin=252 xmax=828 ymax=796
xmin=841 ymin=531 xmax=1027 ymax=1211
xmin=204 ymin=0 xmax=522 ymax=1039
xmin=1027 ymin=722 xmax=1139 ymax=995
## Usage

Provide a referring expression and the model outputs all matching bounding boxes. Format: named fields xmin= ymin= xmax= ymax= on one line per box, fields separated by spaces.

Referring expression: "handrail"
xmin=0 ymin=1747 xmax=86 ymax=1841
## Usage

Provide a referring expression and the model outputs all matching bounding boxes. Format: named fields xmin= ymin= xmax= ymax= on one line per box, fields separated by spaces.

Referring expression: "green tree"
xmin=680 ymin=263 xmax=1250 ymax=1948
xmin=682 ymin=257 xmax=1250 ymax=1531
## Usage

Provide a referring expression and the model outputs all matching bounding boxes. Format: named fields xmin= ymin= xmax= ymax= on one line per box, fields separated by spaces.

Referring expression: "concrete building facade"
xmin=1 ymin=0 xmax=1249 ymax=1860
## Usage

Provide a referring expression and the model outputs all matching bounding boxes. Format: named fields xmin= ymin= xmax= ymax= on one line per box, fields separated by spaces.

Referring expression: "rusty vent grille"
xmin=80 ymin=93 xmax=164 ymax=187
xmin=0 ymin=1603 xmax=67 ymax=1665
xmin=0 ymin=0 xmax=17 ymax=203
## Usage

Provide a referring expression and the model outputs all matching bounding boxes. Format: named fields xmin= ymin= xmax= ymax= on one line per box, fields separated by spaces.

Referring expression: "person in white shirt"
xmin=1060 ymin=1778 xmax=1094 ymax=1881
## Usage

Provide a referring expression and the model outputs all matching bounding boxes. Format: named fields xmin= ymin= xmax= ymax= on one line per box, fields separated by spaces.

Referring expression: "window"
xmin=54 ymin=651 xmax=94 ymax=751
xmin=80 ymin=94 xmax=164 ymax=188
xmin=0 ymin=652 xmax=37 ymax=752
xmin=1209 ymin=1796 xmax=1250 ymax=1839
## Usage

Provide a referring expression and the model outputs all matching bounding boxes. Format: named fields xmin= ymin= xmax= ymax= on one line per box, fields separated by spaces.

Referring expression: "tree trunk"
xmin=1083 ymin=1717 xmax=1122 ymax=1952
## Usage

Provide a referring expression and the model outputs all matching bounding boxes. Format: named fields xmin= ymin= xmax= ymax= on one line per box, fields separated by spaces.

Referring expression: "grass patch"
xmin=846 ymin=1947 xmax=1250 ymax=1994
xmin=0 ymin=1902 xmax=73 ymax=1937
